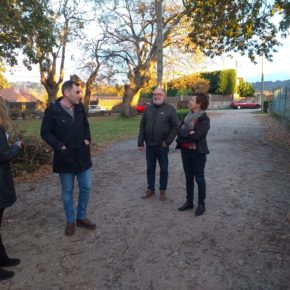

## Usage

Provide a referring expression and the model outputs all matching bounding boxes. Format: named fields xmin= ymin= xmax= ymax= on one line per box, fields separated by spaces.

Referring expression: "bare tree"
xmin=95 ymin=0 xmax=187 ymax=117
xmin=35 ymin=0 xmax=89 ymax=103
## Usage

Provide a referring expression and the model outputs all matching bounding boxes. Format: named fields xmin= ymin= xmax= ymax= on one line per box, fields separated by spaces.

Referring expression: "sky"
xmin=6 ymin=37 xmax=290 ymax=85
xmin=210 ymin=37 xmax=290 ymax=83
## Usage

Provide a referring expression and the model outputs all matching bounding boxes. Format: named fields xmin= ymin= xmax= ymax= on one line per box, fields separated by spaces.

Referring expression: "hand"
xmin=162 ymin=142 xmax=168 ymax=147
xmin=61 ymin=145 xmax=67 ymax=150
xmin=189 ymin=130 xmax=195 ymax=135
xmin=15 ymin=139 xmax=24 ymax=148
xmin=84 ymin=139 xmax=90 ymax=145
xmin=138 ymin=146 xmax=144 ymax=151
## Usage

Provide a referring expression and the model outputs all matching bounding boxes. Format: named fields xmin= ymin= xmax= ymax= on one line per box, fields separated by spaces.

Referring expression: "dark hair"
xmin=62 ymin=80 xmax=79 ymax=96
xmin=192 ymin=93 xmax=209 ymax=110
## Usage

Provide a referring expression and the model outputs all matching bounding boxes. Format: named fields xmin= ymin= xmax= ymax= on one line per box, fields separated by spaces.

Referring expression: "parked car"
xmin=135 ymin=102 xmax=151 ymax=113
xmin=88 ymin=105 xmax=107 ymax=114
xmin=230 ymin=100 xmax=261 ymax=109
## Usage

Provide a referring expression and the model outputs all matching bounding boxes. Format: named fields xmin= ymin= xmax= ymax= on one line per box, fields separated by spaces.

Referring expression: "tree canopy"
xmin=0 ymin=64 xmax=10 ymax=89
xmin=184 ymin=0 xmax=283 ymax=62
xmin=0 ymin=0 xmax=55 ymax=67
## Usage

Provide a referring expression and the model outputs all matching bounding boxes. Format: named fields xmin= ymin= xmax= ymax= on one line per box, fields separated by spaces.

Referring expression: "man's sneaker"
xmin=141 ymin=190 xmax=155 ymax=199
xmin=76 ymin=218 xmax=96 ymax=230
xmin=195 ymin=205 xmax=206 ymax=216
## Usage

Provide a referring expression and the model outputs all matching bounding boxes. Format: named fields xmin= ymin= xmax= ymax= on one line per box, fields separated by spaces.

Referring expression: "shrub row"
xmin=140 ymin=69 xmax=237 ymax=98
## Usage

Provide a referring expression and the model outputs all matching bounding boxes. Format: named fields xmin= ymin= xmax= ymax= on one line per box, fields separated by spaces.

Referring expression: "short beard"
xmin=153 ymin=99 xmax=164 ymax=106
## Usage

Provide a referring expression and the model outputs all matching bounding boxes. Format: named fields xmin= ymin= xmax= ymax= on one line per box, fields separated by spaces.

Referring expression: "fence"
xmin=272 ymin=87 xmax=290 ymax=120
xmin=91 ymin=96 xmax=123 ymax=111
xmin=92 ymin=94 xmax=234 ymax=111
xmin=139 ymin=94 xmax=233 ymax=109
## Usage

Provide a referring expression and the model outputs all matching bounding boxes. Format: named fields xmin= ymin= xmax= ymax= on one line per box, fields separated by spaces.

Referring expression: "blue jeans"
xmin=59 ymin=168 xmax=92 ymax=223
xmin=181 ymin=149 xmax=206 ymax=205
xmin=146 ymin=146 xmax=169 ymax=192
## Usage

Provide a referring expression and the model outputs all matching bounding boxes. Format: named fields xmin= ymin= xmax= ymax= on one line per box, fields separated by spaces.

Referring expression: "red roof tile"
xmin=0 ymin=87 xmax=39 ymax=103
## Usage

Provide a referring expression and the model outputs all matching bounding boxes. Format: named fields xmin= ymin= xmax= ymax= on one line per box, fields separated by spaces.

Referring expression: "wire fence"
xmin=272 ymin=88 xmax=290 ymax=120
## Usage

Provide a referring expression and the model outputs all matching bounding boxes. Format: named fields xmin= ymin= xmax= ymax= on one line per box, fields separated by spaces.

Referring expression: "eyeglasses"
xmin=153 ymin=93 xmax=164 ymax=96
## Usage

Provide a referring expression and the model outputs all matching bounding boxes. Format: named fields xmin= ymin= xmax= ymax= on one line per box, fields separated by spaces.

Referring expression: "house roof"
xmin=0 ymin=87 xmax=39 ymax=103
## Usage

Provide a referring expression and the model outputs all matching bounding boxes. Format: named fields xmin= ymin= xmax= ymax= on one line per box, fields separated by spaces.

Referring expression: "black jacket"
xmin=138 ymin=102 xmax=178 ymax=147
xmin=40 ymin=99 xmax=92 ymax=173
xmin=0 ymin=128 xmax=21 ymax=209
xmin=176 ymin=112 xmax=210 ymax=154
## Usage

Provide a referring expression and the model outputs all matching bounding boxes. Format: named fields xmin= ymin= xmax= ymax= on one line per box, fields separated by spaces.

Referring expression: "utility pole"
xmin=156 ymin=0 xmax=163 ymax=88
xmin=261 ymin=52 xmax=265 ymax=111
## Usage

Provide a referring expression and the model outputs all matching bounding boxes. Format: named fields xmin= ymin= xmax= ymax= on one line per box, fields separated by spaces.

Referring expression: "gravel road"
xmin=1 ymin=109 xmax=290 ymax=290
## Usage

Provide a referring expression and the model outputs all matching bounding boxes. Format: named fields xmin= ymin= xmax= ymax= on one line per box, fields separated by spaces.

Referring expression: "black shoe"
xmin=0 ymin=268 xmax=14 ymax=280
xmin=178 ymin=201 xmax=194 ymax=211
xmin=0 ymin=258 xmax=20 ymax=267
xmin=195 ymin=205 xmax=206 ymax=216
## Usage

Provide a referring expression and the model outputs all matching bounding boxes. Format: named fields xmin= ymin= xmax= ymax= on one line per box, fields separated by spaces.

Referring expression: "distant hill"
xmin=251 ymin=79 xmax=290 ymax=91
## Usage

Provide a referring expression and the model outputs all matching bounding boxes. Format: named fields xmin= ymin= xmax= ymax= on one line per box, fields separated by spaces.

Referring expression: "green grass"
xmin=88 ymin=115 xmax=141 ymax=145
xmin=11 ymin=115 xmax=141 ymax=146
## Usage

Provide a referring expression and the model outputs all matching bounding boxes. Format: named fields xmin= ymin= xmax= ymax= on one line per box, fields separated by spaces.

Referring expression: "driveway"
xmin=2 ymin=109 xmax=290 ymax=289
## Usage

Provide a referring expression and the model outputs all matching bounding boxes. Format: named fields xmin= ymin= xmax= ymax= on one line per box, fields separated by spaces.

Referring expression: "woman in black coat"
xmin=0 ymin=102 xmax=23 ymax=280
xmin=176 ymin=93 xmax=210 ymax=216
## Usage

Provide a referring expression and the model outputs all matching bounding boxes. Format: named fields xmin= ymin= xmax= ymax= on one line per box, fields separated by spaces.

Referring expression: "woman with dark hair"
xmin=176 ymin=93 xmax=210 ymax=216
xmin=0 ymin=101 xmax=23 ymax=280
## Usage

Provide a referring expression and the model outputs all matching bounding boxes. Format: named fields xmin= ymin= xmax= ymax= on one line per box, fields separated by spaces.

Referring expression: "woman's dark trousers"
xmin=0 ymin=208 xmax=9 ymax=263
xmin=181 ymin=149 xmax=206 ymax=206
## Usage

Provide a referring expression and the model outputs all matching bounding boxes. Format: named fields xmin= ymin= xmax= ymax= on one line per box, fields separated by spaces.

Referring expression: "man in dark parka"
xmin=41 ymin=80 xmax=96 ymax=236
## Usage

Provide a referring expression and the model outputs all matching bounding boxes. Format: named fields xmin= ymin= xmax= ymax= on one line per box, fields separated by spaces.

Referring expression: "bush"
xmin=238 ymin=79 xmax=255 ymax=97
xmin=9 ymin=107 xmax=22 ymax=120
xmin=199 ymin=69 xmax=237 ymax=95
xmin=9 ymin=128 xmax=52 ymax=177
xmin=177 ymin=109 xmax=188 ymax=121
xmin=216 ymin=69 xmax=237 ymax=95
xmin=167 ymin=74 xmax=209 ymax=96
xmin=263 ymin=101 xmax=272 ymax=113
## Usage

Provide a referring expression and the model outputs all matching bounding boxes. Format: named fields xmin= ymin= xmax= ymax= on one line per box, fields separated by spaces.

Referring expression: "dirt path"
xmin=1 ymin=110 xmax=290 ymax=290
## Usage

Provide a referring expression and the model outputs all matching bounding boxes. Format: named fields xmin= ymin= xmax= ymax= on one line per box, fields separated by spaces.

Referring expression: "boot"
xmin=195 ymin=204 xmax=206 ymax=216
xmin=160 ymin=190 xmax=166 ymax=201
xmin=0 ymin=268 xmax=14 ymax=281
xmin=0 ymin=235 xmax=20 ymax=267
xmin=141 ymin=190 xmax=155 ymax=199
xmin=178 ymin=200 xmax=194 ymax=211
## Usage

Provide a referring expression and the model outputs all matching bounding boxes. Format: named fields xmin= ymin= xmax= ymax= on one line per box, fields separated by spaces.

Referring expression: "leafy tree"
xmin=0 ymin=0 xmax=55 ymax=67
xmin=274 ymin=0 xmax=290 ymax=36
xmin=184 ymin=0 xmax=280 ymax=62
xmin=0 ymin=0 xmax=89 ymax=103
xmin=0 ymin=64 xmax=10 ymax=89
xmin=238 ymin=79 xmax=255 ymax=97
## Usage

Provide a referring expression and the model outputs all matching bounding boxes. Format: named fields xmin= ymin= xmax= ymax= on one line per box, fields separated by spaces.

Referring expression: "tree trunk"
xmin=122 ymin=70 xmax=149 ymax=117
xmin=84 ymin=88 xmax=91 ymax=110
xmin=122 ymin=84 xmax=141 ymax=117
xmin=42 ymin=81 xmax=61 ymax=103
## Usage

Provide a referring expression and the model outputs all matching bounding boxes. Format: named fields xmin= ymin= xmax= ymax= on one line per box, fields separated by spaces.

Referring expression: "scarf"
xmin=183 ymin=110 xmax=205 ymax=131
